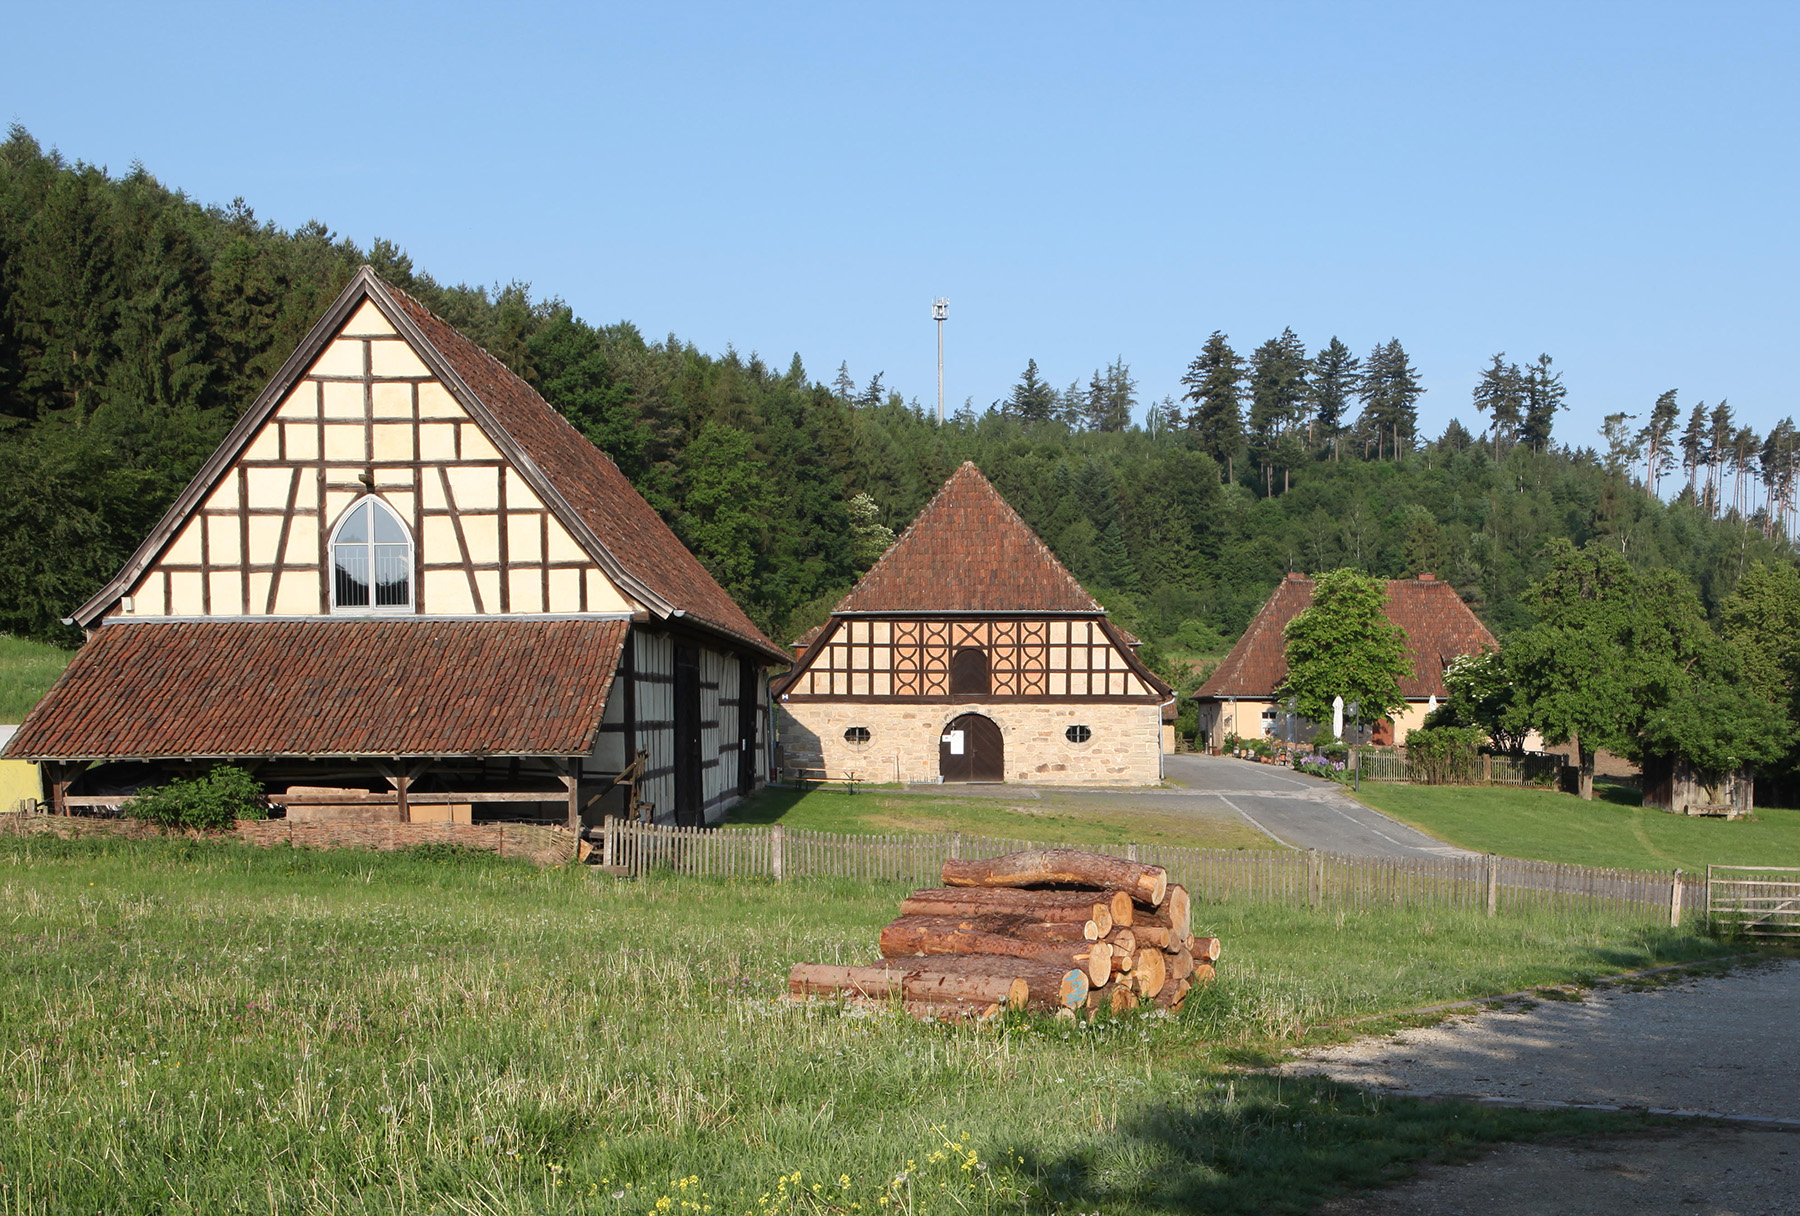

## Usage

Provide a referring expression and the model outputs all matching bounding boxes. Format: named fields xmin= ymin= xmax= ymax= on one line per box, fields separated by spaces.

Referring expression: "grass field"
xmin=0 ymin=633 xmax=70 ymax=721
xmin=1353 ymin=782 xmax=1800 ymax=871
xmin=0 ymin=834 xmax=1742 ymax=1214
xmin=727 ymin=785 xmax=1276 ymax=851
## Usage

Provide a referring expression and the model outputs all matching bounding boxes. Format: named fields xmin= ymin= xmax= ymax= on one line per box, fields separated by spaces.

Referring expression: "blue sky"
xmin=8 ymin=2 xmax=1799 ymax=445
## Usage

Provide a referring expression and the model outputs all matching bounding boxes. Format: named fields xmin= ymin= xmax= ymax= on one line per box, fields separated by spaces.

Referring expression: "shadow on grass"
xmin=1017 ymin=1074 xmax=1647 ymax=1216
xmin=1595 ymin=780 xmax=1643 ymax=809
xmin=723 ymin=787 xmax=812 ymax=825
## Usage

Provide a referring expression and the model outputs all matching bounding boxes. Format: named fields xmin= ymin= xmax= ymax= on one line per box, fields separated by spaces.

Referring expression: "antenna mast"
xmin=932 ymin=298 xmax=949 ymax=423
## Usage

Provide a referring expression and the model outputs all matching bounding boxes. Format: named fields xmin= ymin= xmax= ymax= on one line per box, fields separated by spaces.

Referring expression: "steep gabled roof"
xmin=1196 ymin=573 xmax=1497 ymax=701
xmin=71 ymin=268 xmax=785 ymax=663
xmin=5 ymin=619 xmax=629 ymax=760
xmin=833 ymin=462 xmax=1101 ymax=614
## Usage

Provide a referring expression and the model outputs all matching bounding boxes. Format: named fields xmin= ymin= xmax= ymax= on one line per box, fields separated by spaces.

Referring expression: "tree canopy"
xmin=1278 ymin=569 xmax=1411 ymax=726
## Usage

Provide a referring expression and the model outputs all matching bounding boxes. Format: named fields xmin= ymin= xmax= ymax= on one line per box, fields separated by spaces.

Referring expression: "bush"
xmin=1403 ymin=726 xmax=1487 ymax=785
xmin=127 ymin=766 xmax=270 ymax=831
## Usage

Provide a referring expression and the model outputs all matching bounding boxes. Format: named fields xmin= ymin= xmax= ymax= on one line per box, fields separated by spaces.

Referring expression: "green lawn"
xmin=1354 ymin=781 xmax=1800 ymax=871
xmin=0 ymin=833 xmax=1742 ymax=1214
xmin=728 ymin=784 xmax=1277 ymax=851
xmin=0 ymin=633 xmax=71 ymax=721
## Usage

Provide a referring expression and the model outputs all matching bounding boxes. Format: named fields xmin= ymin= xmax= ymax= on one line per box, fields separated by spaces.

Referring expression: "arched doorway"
xmin=940 ymin=713 xmax=1004 ymax=783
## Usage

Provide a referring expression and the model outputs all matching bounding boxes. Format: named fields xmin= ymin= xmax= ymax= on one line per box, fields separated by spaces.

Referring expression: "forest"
xmin=2 ymin=124 xmax=1796 ymax=692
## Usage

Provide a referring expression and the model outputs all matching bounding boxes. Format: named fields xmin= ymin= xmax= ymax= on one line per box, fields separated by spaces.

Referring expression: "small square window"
xmin=843 ymin=726 xmax=871 ymax=746
xmin=1066 ymin=725 xmax=1092 ymax=743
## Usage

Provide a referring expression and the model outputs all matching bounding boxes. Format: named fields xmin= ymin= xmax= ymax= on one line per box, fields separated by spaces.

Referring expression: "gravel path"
xmin=1278 ymin=959 xmax=1800 ymax=1121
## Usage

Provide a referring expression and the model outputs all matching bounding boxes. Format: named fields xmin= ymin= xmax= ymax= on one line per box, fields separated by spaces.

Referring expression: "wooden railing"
xmin=595 ymin=820 xmax=1697 ymax=922
xmin=1707 ymin=865 xmax=1800 ymax=938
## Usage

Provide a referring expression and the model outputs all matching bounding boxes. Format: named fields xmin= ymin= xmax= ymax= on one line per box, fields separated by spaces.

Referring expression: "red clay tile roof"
xmin=1195 ymin=574 xmax=1497 ymax=701
xmin=3 ymin=619 xmax=628 ymax=760
xmin=380 ymin=284 xmax=784 ymax=661
xmin=834 ymin=463 xmax=1101 ymax=614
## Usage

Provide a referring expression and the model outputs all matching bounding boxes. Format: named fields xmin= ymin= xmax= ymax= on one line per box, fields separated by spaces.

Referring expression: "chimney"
xmin=1416 ymin=572 xmax=1436 ymax=581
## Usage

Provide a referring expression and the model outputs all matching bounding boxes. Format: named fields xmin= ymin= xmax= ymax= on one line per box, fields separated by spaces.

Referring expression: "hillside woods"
xmin=1 ymin=127 xmax=1794 ymax=670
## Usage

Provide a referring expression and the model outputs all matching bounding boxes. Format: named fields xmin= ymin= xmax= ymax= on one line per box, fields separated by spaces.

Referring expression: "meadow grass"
xmin=0 ymin=835 xmax=1743 ymax=1215
xmin=1354 ymin=781 xmax=1800 ymax=871
xmin=726 ymin=786 xmax=1274 ymax=851
xmin=0 ymin=634 xmax=70 ymax=721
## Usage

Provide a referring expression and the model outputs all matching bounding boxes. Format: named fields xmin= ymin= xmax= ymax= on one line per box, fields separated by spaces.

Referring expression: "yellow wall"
xmin=0 ymin=758 xmax=41 ymax=812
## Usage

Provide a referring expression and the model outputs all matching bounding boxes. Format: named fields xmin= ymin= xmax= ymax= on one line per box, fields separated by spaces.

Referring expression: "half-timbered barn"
xmin=774 ymin=463 xmax=1173 ymax=785
xmin=1192 ymin=572 xmax=1497 ymax=748
xmin=4 ymin=268 xmax=789 ymax=828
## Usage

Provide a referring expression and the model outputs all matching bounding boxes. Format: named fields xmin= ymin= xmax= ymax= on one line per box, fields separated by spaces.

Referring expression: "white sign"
xmin=945 ymin=730 xmax=965 ymax=755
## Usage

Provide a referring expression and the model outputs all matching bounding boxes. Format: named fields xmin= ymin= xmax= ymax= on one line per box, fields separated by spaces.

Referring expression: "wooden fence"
xmin=598 ymin=820 xmax=1697 ymax=922
xmin=1707 ymin=865 xmax=1800 ymax=938
xmin=1352 ymin=749 xmax=1566 ymax=785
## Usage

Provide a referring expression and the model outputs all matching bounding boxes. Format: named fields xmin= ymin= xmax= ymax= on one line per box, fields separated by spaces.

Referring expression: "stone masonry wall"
xmin=778 ymin=701 xmax=1163 ymax=785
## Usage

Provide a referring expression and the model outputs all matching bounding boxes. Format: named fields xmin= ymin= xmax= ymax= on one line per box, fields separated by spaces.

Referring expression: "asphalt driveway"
xmin=1161 ymin=752 xmax=1472 ymax=860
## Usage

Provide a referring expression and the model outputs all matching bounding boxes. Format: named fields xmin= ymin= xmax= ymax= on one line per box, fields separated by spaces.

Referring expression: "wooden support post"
xmin=1483 ymin=754 xmax=1493 ymax=784
xmin=394 ymin=762 xmax=410 ymax=823
xmin=562 ymin=761 xmax=580 ymax=832
xmin=1307 ymin=849 xmax=1321 ymax=909
xmin=1670 ymin=869 xmax=1683 ymax=928
xmin=1486 ymin=854 xmax=1498 ymax=917
xmin=602 ymin=816 xmax=615 ymax=868
xmin=771 ymin=823 xmax=785 ymax=882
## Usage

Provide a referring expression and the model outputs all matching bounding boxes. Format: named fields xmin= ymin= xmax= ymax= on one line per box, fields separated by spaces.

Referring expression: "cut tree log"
xmin=1191 ymin=936 xmax=1222 ymax=963
xmin=1151 ymin=976 xmax=1190 ymax=1012
xmin=871 ymin=955 xmax=1089 ymax=1008
xmin=1167 ymin=943 xmax=1194 ymax=982
xmin=878 ymin=916 xmax=1112 ymax=986
xmin=787 ymin=963 xmax=1029 ymax=1008
xmin=845 ymin=998 xmax=1001 ymax=1021
xmin=899 ymin=888 xmax=1113 ymax=936
xmin=1085 ymin=983 xmax=1138 ymax=1014
xmin=1191 ymin=962 xmax=1216 ymax=984
xmin=1104 ymin=928 xmax=1138 ymax=957
xmin=941 ymin=849 xmax=1168 ymax=908
xmin=1130 ymin=946 xmax=1167 ymax=998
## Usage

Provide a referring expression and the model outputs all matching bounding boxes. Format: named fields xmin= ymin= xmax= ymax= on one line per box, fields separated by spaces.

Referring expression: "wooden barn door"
xmin=673 ymin=644 xmax=702 ymax=825
xmin=940 ymin=713 xmax=1004 ymax=783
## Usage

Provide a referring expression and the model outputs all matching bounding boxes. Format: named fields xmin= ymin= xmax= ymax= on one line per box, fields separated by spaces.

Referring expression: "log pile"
xmin=787 ymin=848 xmax=1219 ymax=1021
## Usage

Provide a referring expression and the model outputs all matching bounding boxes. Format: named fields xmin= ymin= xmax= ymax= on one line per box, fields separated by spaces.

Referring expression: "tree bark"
xmin=878 ymin=916 xmax=1112 ymax=986
xmin=1167 ymin=942 xmax=1194 ymax=981
xmin=874 ymin=955 xmax=1089 ymax=1010
xmin=940 ymin=849 xmax=1168 ymax=908
xmin=900 ymin=887 xmax=1116 ymax=934
xmin=1191 ymin=936 xmax=1222 ymax=963
xmin=1151 ymin=976 xmax=1191 ymax=1012
xmin=788 ymin=963 xmax=1027 ymax=1008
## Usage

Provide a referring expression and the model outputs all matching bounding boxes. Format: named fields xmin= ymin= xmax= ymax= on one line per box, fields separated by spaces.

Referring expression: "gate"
xmin=1707 ymin=865 xmax=1800 ymax=938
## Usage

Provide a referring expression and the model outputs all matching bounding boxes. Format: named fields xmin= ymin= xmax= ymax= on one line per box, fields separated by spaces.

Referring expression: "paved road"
xmin=1160 ymin=752 xmax=1473 ymax=860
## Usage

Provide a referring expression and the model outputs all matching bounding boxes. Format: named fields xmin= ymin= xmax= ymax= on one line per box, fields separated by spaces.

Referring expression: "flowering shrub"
xmin=1294 ymin=754 xmax=1350 ymax=784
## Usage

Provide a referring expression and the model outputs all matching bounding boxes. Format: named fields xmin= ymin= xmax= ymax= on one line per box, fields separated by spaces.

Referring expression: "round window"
xmin=1065 ymin=725 xmax=1092 ymax=743
xmin=843 ymin=726 xmax=872 ymax=746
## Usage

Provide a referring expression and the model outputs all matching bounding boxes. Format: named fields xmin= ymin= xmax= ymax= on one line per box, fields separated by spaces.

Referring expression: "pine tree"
xmin=1246 ymin=328 xmax=1310 ymax=495
xmin=1470 ymin=353 xmax=1524 ymax=459
xmin=1705 ymin=400 xmax=1735 ymax=516
xmin=1309 ymin=337 xmax=1360 ymax=459
xmin=1005 ymin=358 xmax=1058 ymax=423
xmin=1637 ymin=389 xmax=1680 ymax=494
xmin=1180 ymin=331 xmax=1245 ymax=480
xmin=1095 ymin=357 xmax=1135 ymax=432
xmin=832 ymin=361 xmax=855 ymax=401
xmin=1680 ymin=401 xmax=1709 ymax=499
xmin=1357 ymin=339 xmax=1425 ymax=459
xmin=1518 ymin=354 xmax=1566 ymax=454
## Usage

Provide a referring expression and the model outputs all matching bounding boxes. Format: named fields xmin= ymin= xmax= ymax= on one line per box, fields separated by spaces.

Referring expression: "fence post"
xmin=951 ymin=831 xmax=962 ymax=860
xmin=602 ymin=817 xmax=615 ymax=868
xmin=1670 ymin=869 xmax=1683 ymax=928
xmin=1127 ymin=843 xmax=1140 ymax=862
xmin=771 ymin=824 xmax=785 ymax=883
xmin=1483 ymin=754 xmax=1493 ymax=785
xmin=1307 ymin=849 xmax=1321 ymax=909
xmin=1486 ymin=854 xmax=1498 ymax=917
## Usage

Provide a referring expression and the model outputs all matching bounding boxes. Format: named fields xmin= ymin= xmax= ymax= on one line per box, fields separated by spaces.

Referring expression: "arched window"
xmin=331 ymin=498 xmax=412 ymax=610
xmin=949 ymin=647 xmax=990 ymax=695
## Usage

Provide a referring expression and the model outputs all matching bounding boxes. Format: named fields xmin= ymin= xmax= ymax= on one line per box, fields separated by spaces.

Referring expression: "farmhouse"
xmin=773 ymin=463 xmax=1173 ymax=785
xmin=1192 ymin=572 xmax=1496 ymax=748
xmin=4 ymin=268 xmax=789 ymax=828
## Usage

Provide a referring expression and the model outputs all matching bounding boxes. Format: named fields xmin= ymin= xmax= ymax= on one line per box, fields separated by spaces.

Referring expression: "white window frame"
xmin=328 ymin=496 xmax=415 ymax=613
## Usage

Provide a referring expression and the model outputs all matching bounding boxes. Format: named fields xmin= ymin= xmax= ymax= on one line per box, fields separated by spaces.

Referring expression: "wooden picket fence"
xmin=596 ymin=820 xmax=1698 ymax=923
